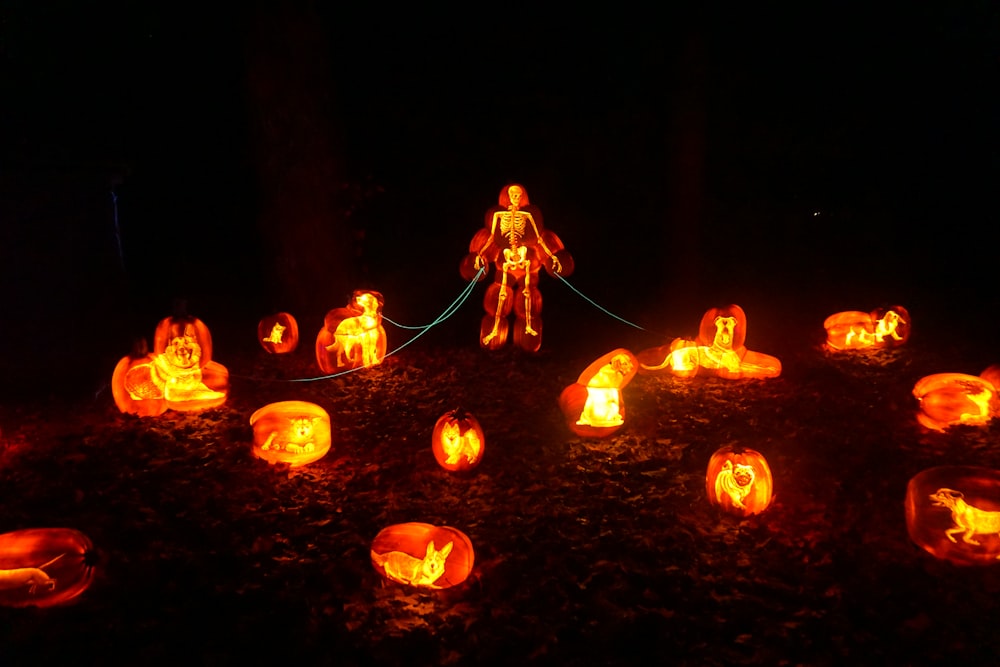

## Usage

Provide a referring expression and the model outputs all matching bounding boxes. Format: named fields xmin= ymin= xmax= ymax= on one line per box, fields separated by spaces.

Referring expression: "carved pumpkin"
xmin=111 ymin=338 xmax=168 ymax=417
xmin=637 ymin=304 xmax=781 ymax=379
xmin=906 ymin=466 xmax=1000 ymax=565
xmin=112 ymin=320 xmax=229 ymax=415
xmin=558 ymin=348 xmax=639 ymax=438
xmin=705 ymin=446 xmax=774 ymax=517
xmin=154 ymin=313 xmax=213 ymax=365
xmin=370 ymin=523 xmax=474 ymax=589
xmin=258 ymin=312 xmax=299 ymax=354
xmin=315 ymin=290 xmax=387 ymax=373
xmin=460 ymin=184 xmax=573 ymax=353
xmin=823 ymin=305 xmax=911 ymax=351
xmin=249 ymin=401 xmax=332 ymax=467
xmin=0 ymin=528 xmax=96 ymax=608
xmin=913 ymin=371 xmax=999 ymax=431
xmin=431 ymin=409 xmax=485 ymax=472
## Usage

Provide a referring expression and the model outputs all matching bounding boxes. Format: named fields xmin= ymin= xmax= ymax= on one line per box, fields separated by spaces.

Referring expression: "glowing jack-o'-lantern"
xmin=111 ymin=316 xmax=229 ymax=415
xmin=912 ymin=371 xmax=999 ymax=431
xmin=558 ymin=348 xmax=638 ymax=438
xmin=0 ymin=528 xmax=96 ymax=608
xmin=823 ymin=305 xmax=911 ymax=351
xmin=258 ymin=312 xmax=299 ymax=354
xmin=370 ymin=523 xmax=474 ymax=589
xmin=906 ymin=466 xmax=1000 ymax=565
xmin=706 ymin=446 xmax=774 ymax=517
xmin=315 ymin=290 xmax=387 ymax=372
xmin=249 ymin=401 xmax=331 ymax=467
xmin=431 ymin=409 xmax=485 ymax=472
xmin=637 ymin=305 xmax=781 ymax=379
xmin=459 ymin=184 xmax=574 ymax=352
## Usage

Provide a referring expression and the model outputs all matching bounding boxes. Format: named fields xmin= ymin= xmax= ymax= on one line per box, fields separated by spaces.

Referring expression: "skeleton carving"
xmin=460 ymin=184 xmax=573 ymax=352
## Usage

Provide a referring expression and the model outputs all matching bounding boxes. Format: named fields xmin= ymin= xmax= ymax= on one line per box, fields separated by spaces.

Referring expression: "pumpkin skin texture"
xmin=111 ymin=346 xmax=167 ymax=417
xmin=370 ymin=523 xmax=474 ymax=589
xmin=559 ymin=349 xmax=638 ymax=438
xmin=431 ymin=410 xmax=485 ymax=472
xmin=705 ymin=446 xmax=774 ymax=517
xmin=0 ymin=528 xmax=96 ymax=608
xmin=906 ymin=466 xmax=1000 ymax=565
xmin=913 ymin=372 xmax=999 ymax=431
xmin=258 ymin=312 xmax=299 ymax=354
xmin=250 ymin=401 xmax=331 ymax=467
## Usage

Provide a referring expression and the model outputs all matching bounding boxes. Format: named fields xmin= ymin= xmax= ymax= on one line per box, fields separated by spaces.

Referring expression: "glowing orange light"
xmin=913 ymin=372 xmax=999 ymax=431
xmin=0 ymin=528 xmax=96 ymax=608
xmin=638 ymin=305 xmax=781 ymax=379
xmin=258 ymin=312 xmax=299 ymax=354
xmin=316 ymin=290 xmax=387 ymax=372
xmin=111 ymin=315 xmax=229 ymax=416
xmin=431 ymin=410 xmax=485 ymax=472
xmin=823 ymin=306 xmax=910 ymax=351
xmin=370 ymin=523 xmax=475 ymax=589
xmin=250 ymin=401 xmax=332 ymax=467
xmin=706 ymin=446 xmax=774 ymax=516
xmin=559 ymin=349 xmax=638 ymax=438
xmin=907 ymin=466 xmax=1000 ymax=565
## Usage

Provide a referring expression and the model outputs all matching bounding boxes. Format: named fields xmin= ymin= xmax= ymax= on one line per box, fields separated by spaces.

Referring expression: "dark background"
xmin=2 ymin=3 xmax=996 ymax=398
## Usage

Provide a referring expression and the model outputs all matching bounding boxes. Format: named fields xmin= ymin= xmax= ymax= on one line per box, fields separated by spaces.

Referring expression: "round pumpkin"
xmin=0 ymin=528 xmax=97 ymax=608
xmin=431 ymin=409 xmax=485 ymax=472
xmin=250 ymin=401 xmax=332 ymax=467
xmin=913 ymin=373 xmax=998 ymax=431
xmin=370 ymin=523 xmax=475 ymax=589
xmin=705 ymin=446 xmax=774 ymax=517
xmin=258 ymin=312 xmax=299 ymax=354
xmin=559 ymin=349 xmax=638 ymax=438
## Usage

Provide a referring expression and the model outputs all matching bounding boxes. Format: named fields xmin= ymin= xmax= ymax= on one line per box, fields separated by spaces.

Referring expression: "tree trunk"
xmin=243 ymin=5 xmax=350 ymax=315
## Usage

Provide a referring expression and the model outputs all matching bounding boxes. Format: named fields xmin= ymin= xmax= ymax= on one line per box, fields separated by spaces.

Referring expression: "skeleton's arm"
xmin=473 ymin=213 xmax=503 ymax=269
xmin=523 ymin=212 xmax=562 ymax=273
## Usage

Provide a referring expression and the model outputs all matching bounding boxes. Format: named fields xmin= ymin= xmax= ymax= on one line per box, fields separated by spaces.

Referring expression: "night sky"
xmin=1 ymin=3 xmax=996 ymax=396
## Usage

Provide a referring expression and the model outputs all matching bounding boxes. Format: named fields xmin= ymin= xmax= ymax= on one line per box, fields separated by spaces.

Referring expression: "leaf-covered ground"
xmin=2 ymin=309 xmax=1000 ymax=666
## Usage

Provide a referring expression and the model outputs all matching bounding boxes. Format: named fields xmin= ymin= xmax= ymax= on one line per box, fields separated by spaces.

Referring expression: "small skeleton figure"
xmin=460 ymin=184 xmax=573 ymax=352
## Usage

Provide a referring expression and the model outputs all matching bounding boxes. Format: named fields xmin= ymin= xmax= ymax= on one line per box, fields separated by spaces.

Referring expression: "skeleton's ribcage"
xmin=499 ymin=212 xmax=527 ymax=240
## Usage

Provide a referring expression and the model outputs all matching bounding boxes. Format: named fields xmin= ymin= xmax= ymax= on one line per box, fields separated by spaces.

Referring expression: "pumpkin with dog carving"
xmin=370 ymin=523 xmax=474 ymax=589
xmin=316 ymin=290 xmax=387 ymax=372
xmin=906 ymin=466 xmax=1000 ymax=565
xmin=637 ymin=305 xmax=781 ymax=380
xmin=706 ymin=446 xmax=773 ymax=517
xmin=0 ymin=528 xmax=96 ymax=608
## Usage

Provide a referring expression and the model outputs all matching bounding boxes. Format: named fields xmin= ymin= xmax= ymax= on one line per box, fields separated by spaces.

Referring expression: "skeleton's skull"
xmin=507 ymin=185 xmax=523 ymax=208
xmin=712 ymin=316 xmax=738 ymax=349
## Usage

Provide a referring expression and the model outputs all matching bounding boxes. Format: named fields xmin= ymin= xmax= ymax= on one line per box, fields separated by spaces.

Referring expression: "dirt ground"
xmin=2 ymin=289 xmax=1000 ymax=666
